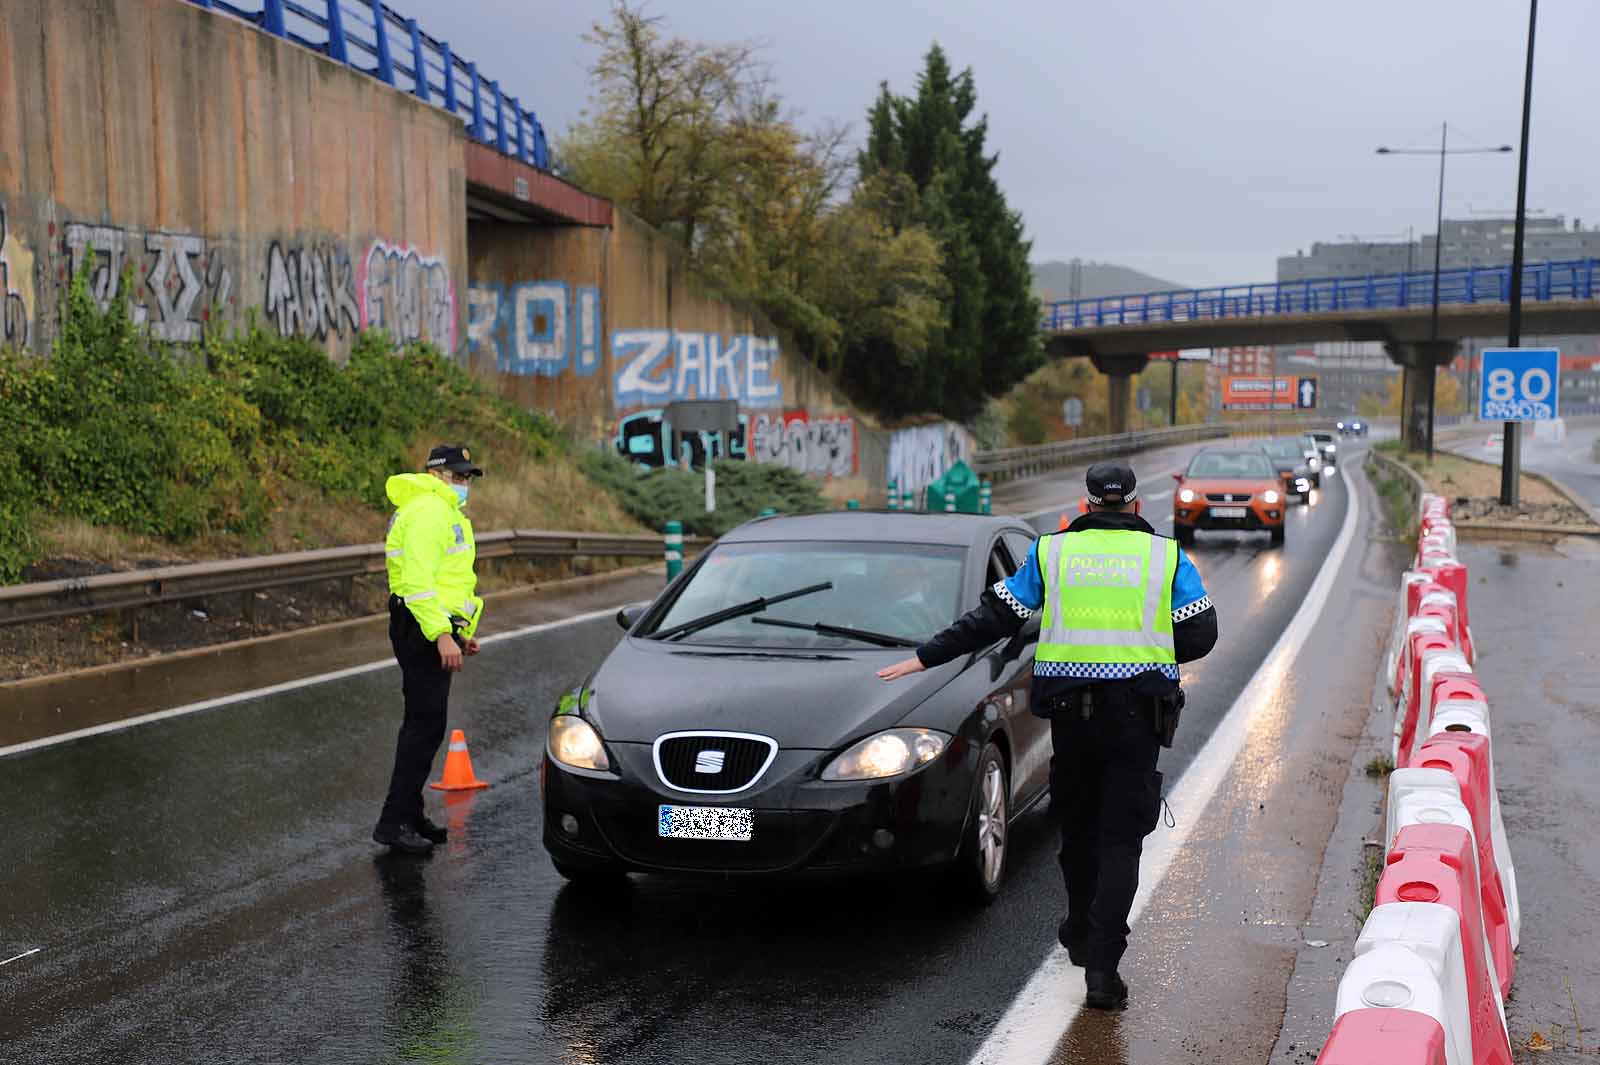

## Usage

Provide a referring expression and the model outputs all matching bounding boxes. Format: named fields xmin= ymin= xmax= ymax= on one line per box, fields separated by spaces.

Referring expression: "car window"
xmin=1261 ymin=441 xmax=1300 ymax=460
xmin=1186 ymin=451 xmax=1276 ymax=479
xmin=649 ymin=540 xmax=967 ymax=648
xmin=1003 ymin=531 xmax=1035 ymax=568
xmin=987 ymin=542 xmax=1014 ymax=586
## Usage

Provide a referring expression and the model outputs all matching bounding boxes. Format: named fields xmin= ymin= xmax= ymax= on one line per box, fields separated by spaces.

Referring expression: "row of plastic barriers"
xmin=1316 ymin=493 xmax=1520 ymax=1065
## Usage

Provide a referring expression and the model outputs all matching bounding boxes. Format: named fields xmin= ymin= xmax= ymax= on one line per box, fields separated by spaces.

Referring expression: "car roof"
xmin=719 ymin=511 xmax=1028 ymax=547
xmin=1192 ymin=446 xmax=1272 ymax=458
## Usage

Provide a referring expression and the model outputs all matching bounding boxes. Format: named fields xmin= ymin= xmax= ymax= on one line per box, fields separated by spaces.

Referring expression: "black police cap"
xmin=1085 ymin=460 xmax=1137 ymax=505
xmin=425 ymin=444 xmax=483 ymax=477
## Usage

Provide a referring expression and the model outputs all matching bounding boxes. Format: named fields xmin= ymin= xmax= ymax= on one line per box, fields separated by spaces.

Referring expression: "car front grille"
xmin=654 ymin=732 xmax=777 ymax=794
xmin=596 ymin=807 xmax=834 ymax=872
xmin=1204 ymin=492 xmax=1253 ymax=504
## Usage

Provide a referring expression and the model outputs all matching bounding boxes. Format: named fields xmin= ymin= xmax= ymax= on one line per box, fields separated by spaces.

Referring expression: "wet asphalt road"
xmin=0 ymin=440 xmax=1369 ymax=1065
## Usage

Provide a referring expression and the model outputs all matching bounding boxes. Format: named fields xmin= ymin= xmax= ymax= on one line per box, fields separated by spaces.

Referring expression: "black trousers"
xmin=1049 ymin=689 xmax=1164 ymax=972
xmin=378 ymin=599 xmax=453 ymax=828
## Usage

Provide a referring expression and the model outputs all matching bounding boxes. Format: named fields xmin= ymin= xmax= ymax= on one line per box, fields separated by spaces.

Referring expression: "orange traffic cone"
xmin=429 ymin=729 xmax=490 ymax=791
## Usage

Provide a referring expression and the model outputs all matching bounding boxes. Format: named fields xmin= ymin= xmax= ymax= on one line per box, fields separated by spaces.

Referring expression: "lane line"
xmin=0 ymin=606 xmax=622 ymax=761
xmin=0 ymin=947 xmax=41 ymax=967
xmin=968 ymin=455 xmax=1363 ymax=1065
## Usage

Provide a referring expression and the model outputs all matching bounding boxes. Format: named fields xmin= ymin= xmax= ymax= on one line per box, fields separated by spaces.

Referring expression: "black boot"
xmin=373 ymin=822 xmax=434 ymax=855
xmin=1084 ymin=969 xmax=1129 ymax=1011
xmin=415 ymin=816 xmax=448 ymax=844
xmin=1057 ymin=918 xmax=1088 ymax=967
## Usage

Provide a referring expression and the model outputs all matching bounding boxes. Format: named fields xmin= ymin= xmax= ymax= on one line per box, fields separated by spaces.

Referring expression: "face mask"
xmin=451 ymin=483 xmax=470 ymax=505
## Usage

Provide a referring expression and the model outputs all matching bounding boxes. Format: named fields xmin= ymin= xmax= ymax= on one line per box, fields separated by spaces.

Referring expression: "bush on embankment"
xmin=0 ymin=267 xmax=640 ymax=583
xmin=581 ymin=451 xmax=827 ymax=539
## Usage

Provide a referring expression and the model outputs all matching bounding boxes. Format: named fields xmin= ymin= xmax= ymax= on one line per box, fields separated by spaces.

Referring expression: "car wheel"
xmin=1270 ymin=525 xmax=1286 ymax=547
xmin=952 ymin=742 xmax=1009 ymax=905
xmin=552 ymin=856 xmax=630 ymax=888
xmin=1173 ymin=523 xmax=1196 ymax=546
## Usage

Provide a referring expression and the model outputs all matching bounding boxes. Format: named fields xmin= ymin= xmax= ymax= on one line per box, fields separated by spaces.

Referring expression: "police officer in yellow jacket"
xmin=374 ymin=444 xmax=486 ymax=854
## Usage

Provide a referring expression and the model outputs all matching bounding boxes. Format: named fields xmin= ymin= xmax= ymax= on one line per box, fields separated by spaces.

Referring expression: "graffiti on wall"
xmin=467 ymin=281 xmax=601 ymax=377
xmin=613 ymin=330 xmax=783 ymax=409
xmin=0 ymin=204 xmax=34 ymax=348
xmin=360 ymin=240 xmax=454 ymax=349
xmin=63 ymin=222 xmax=233 ymax=342
xmin=887 ymin=422 xmax=975 ymax=495
xmin=749 ymin=411 xmax=856 ymax=478
xmin=614 ymin=408 xmax=750 ymax=469
xmin=264 ymin=241 xmax=360 ymax=341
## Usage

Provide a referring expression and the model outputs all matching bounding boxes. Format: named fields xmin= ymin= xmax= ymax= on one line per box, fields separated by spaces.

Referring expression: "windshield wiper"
xmin=749 ymin=616 xmax=921 ymax=648
xmin=652 ymin=581 xmax=834 ymax=642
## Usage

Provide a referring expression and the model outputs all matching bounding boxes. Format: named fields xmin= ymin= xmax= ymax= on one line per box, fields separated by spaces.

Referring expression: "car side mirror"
xmin=1171 ymin=472 xmax=1183 ymax=482
xmin=616 ymin=603 xmax=648 ymax=631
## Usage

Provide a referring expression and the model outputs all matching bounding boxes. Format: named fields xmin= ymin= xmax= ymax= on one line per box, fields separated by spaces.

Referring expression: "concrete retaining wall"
xmin=0 ymin=0 xmax=467 ymax=359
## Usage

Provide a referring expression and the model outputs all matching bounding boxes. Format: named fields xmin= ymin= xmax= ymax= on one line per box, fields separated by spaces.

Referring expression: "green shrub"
xmin=581 ymin=450 xmax=827 ymax=538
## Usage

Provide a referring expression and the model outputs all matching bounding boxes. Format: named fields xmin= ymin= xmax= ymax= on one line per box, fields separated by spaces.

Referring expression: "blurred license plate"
xmin=658 ymin=804 xmax=753 ymax=841
xmin=1210 ymin=506 xmax=1247 ymax=519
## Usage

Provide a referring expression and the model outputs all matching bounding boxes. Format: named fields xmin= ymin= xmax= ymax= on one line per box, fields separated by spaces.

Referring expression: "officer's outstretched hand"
xmin=464 ymin=638 xmax=481 ymax=657
xmin=876 ymin=657 xmax=926 ymax=682
xmin=436 ymin=634 xmax=464 ymax=672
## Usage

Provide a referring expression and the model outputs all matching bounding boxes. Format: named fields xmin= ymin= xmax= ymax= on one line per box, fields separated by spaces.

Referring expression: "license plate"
xmin=1210 ymin=506 xmax=1248 ymax=519
xmin=658 ymin=804 xmax=753 ymax=842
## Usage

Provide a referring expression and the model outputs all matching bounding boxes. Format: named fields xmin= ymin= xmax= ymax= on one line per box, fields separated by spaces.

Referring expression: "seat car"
xmin=1172 ymin=447 xmax=1288 ymax=546
xmin=541 ymin=512 xmax=1050 ymax=902
xmin=1298 ymin=432 xmax=1326 ymax=486
xmin=1258 ymin=438 xmax=1315 ymax=503
xmin=1308 ymin=430 xmax=1338 ymax=464
xmin=1335 ymin=415 xmax=1368 ymax=436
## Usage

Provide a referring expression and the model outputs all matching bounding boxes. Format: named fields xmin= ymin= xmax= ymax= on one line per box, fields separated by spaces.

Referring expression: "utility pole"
xmin=1502 ymin=0 xmax=1539 ymax=506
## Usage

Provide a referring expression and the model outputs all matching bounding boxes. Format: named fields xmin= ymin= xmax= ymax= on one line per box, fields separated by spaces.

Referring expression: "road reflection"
xmin=373 ymin=853 xmax=479 ymax=1064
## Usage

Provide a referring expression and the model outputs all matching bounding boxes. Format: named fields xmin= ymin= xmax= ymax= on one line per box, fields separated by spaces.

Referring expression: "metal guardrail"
xmin=973 ymin=416 xmax=1337 ymax=482
xmin=186 ymin=0 xmax=551 ymax=170
xmin=1042 ymin=257 xmax=1600 ymax=330
xmin=0 ymin=529 xmax=704 ymax=628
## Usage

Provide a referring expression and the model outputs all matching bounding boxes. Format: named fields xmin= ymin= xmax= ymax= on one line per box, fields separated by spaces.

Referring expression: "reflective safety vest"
xmin=384 ymin=473 xmax=484 ymax=641
xmin=1036 ymin=527 xmax=1178 ymax=668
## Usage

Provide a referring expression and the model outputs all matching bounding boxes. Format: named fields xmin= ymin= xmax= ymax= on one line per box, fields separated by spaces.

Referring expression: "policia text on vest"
xmin=877 ymin=460 xmax=1218 ymax=1012
xmin=372 ymin=445 xmax=486 ymax=856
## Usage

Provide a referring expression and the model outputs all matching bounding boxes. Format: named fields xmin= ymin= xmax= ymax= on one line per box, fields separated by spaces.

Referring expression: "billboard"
xmin=1221 ymin=375 xmax=1318 ymax=411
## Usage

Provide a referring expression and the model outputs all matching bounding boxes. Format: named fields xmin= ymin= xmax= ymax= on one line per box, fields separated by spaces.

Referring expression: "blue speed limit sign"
xmin=1478 ymin=347 xmax=1559 ymax=422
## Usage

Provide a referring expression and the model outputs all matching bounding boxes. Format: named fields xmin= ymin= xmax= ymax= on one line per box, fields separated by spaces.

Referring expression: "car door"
xmin=985 ymin=532 xmax=1050 ymax=807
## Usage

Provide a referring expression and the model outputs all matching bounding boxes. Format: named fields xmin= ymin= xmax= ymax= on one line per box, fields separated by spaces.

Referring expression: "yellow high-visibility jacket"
xmin=384 ymin=473 xmax=483 ymax=641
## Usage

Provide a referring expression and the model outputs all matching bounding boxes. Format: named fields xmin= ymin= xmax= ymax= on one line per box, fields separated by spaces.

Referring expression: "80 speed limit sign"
xmin=1478 ymin=347 xmax=1560 ymax=422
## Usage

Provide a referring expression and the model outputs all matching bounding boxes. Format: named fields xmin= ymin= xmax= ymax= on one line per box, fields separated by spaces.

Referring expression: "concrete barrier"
xmin=1336 ymin=903 xmax=1476 ymax=1065
xmin=1375 ymin=825 xmax=1512 ymax=1065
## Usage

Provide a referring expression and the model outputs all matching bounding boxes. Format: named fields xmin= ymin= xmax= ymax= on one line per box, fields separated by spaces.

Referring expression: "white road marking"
xmin=0 ymin=606 xmax=623 ymax=761
xmin=967 ymin=456 xmax=1362 ymax=1064
xmin=0 ymin=947 xmax=41 ymax=967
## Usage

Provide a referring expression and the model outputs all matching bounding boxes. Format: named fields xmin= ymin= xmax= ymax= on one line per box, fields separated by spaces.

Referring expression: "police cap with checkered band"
xmin=1085 ymin=460 xmax=1137 ymax=506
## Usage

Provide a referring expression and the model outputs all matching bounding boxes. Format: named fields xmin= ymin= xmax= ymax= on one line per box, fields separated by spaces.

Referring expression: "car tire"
xmin=1173 ymin=524 xmax=1196 ymax=546
xmin=552 ymin=856 xmax=630 ymax=888
xmin=1270 ymin=525 xmax=1286 ymax=547
xmin=951 ymin=742 xmax=1009 ymax=905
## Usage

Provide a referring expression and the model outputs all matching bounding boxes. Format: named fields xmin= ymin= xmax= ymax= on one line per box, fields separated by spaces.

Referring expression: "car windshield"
xmin=1311 ymin=432 xmax=1334 ymax=443
xmin=1186 ymin=451 xmax=1276 ymax=479
xmin=1261 ymin=440 xmax=1302 ymax=461
xmin=648 ymin=541 xmax=967 ymax=648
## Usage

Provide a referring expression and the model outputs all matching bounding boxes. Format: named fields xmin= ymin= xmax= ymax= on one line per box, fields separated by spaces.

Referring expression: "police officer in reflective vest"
xmin=374 ymin=444 xmax=486 ymax=855
xmin=879 ymin=460 xmax=1217 ymax=1009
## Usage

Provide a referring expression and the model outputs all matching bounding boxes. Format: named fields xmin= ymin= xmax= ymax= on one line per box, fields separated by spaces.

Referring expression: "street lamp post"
xmin=1502 ymin=0 xmax=1539 ymax=506
xmin=1377 ymin=128 xmax=1512 ymax=460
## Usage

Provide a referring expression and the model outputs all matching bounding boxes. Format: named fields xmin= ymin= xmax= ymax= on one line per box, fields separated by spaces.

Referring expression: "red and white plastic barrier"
xmin=1317 ymin=492 xmax=1521 ymax=1065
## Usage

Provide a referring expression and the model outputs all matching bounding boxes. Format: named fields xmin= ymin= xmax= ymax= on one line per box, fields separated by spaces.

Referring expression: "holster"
xmin=1154 ymin=688 xmax=1185 ymax=748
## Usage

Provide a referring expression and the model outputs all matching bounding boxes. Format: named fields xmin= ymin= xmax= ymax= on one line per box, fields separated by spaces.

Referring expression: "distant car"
xmin=1258 ymin=439 xmax=1315 ymax=502
xmin=1335 ymin=416 xmax=1368 ymax=437
xmin=541 ymin=512 xmax=1051 ymax=903
xmin=1297 ymin=433 xmax=1325 ymax=487
xmin=1308 ymin=430 xmax=1338 ymax=465
xmin=1172 ymin=448 xmax=1288 ymax=546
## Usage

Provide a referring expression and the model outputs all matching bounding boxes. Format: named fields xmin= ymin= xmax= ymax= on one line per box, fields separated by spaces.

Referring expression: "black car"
xmin=541 ymin=512 xmax=1050 ymax=902
xmin=1258 ymin=438 xmax=1315 ymax=503
xmin=1335 ymin=415 xmax=1368 ymax=437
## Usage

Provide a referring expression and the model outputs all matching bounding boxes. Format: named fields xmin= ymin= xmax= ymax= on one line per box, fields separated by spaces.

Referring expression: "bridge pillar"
xmin=1089 ymin=353 xmax=1150 ymax=435
xmin=1383 ymin=340 xmax=1459 ymax=453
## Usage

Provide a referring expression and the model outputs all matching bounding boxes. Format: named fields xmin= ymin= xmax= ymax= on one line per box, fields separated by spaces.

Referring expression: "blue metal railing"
xmin=186 ymin=0 xmax=550 ymax=171
xmin=1043 ymin=258 xmax=1600 ymax=331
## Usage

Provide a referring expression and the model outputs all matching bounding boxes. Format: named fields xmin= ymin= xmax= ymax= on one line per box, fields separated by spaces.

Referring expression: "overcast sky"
xmin=437 ymin=1 xmax=1598 ymax=289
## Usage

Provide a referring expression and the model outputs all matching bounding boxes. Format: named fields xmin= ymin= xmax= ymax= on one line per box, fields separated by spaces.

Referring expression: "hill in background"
xmin=1032 ymin=260 xmax=1186 ymax=300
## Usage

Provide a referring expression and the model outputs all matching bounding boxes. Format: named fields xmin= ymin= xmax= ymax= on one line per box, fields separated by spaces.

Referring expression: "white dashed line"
xmin=0 ymin=948 xmax=41 ymax=967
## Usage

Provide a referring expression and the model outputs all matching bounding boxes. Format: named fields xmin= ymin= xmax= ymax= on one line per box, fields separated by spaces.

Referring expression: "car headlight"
xmin=549 ymin=715 xmax=610 ymax=771
xmin=1325 ymin=442 xmax=1337 ymax=453
xmin=1262 ymin=489 xmax=1280 ymax=504
xmin=1295 ymin=478 xmax=1310 ymax=492
xmin=821 ymin=728 xmax=948 ymax=781
xmin=1336 ymin=421 xmax=1345 ymax=430
xmin=1308 ymin=455 xmax=1321 ymax=469
xmin=1178 ymin=488 xmax=1196 ymax=503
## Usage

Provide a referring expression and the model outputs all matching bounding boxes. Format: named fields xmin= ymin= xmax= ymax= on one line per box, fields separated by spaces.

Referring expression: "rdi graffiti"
xmin=614 ymin=408 xmax=749 ymax=470
xmin=360 ymin=240 xmax=454 ymax=350
xmin=467 ymin=281 xmax=601 ymax=377
xmin=887 ymin=423 xmax=975 ymax=496
xmin=749 ymin=411 xmax=856 ymax=478
xmin=264 ymin=241 xmax=360 ymax=341
xmin=63 ymin=222 xmax=233 ymax=343
xmin=0 ymin=203 xmax=32 ymax=348
xmin=613 ymin=330 xmax=783 ymax=409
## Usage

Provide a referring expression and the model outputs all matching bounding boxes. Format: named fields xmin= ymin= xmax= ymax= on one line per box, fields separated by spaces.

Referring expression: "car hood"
xmin=581 ymin=637 xmax=960 ymax=748
xmin=1179 ymin=477 xmax=1281 ymax=495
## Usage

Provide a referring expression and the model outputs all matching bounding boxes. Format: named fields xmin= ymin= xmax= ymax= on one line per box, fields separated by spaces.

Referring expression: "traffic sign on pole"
xmin=1296 ymin=377 xmax=1318 ymax=409
xmin=1478 ymin=347 xmax=1558 ymax=421
xmin=1061 ymin=397 xmax=1084 ymax=427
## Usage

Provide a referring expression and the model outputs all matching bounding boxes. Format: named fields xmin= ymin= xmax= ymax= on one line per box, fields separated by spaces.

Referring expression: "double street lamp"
xmin=1376 ymin=125 xmax=1512 ymax=460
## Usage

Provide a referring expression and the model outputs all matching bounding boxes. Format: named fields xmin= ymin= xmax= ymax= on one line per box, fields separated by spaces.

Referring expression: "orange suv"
xmin=1172 ymin=447 xmax=1288 ymax=546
